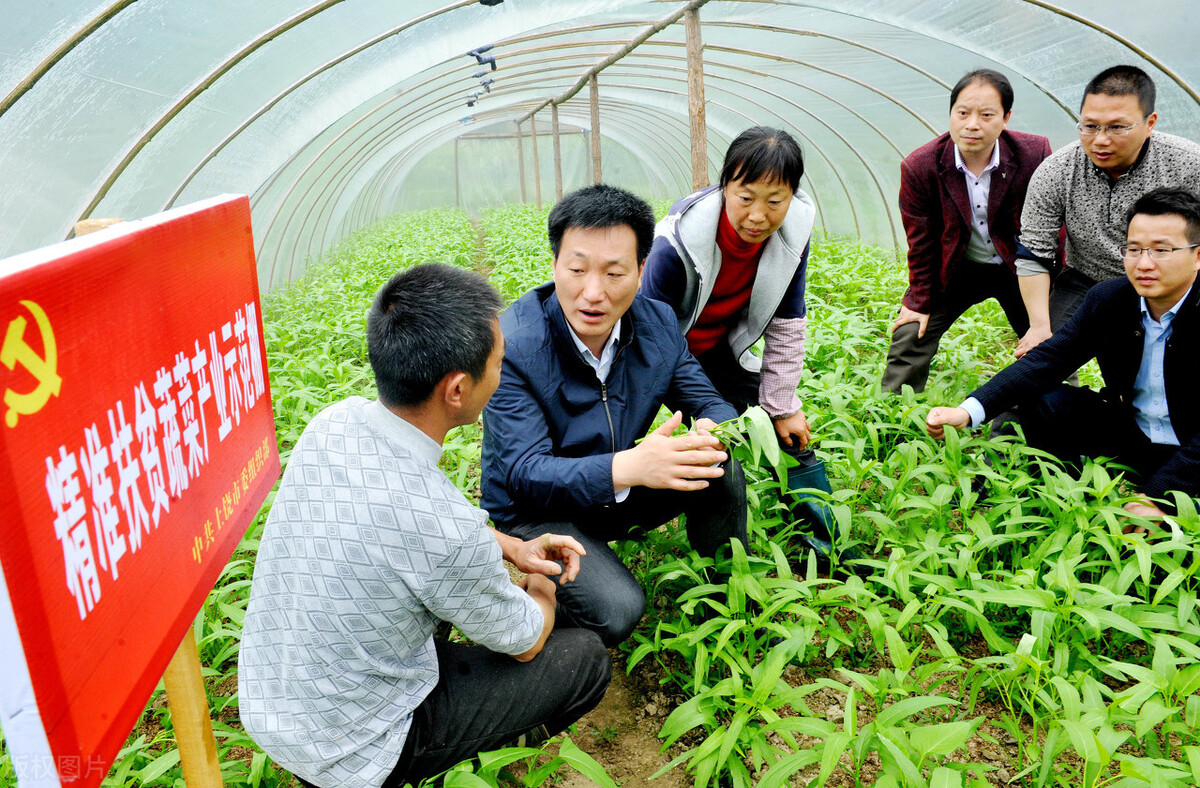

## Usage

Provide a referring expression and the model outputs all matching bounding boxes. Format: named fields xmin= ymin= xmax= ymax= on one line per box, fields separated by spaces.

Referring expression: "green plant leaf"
xmin=659 ymin=695 xmax=714 ymax=749
xmin=817 ymin=731 xmax=853 ymax=786
xmin=876 ymin=728 xmax=923 ymax=786
xmin=875 ymin=696 xmax=958 ymax=728
xmin=930 ymin=766 xmax=964 ymax=788
xmin=742 ymin=406 xmax=781 ymax=470
xmin=558 ymin=736 xmax=619 ymax=788
xmin=757 ymin=750 xmax=823 ymax=788
xmin=909 ymin=720 xmax=981 ymax=761
xmin=443 ymin=770 xmax=496 ymax=788
xmin=476 ymin=747 xmax=544 ymax=777
xmin=137 ymin=749 xmax=181 ymax=784
xmin=1185 ymin=746 xmax=1200 ymax=784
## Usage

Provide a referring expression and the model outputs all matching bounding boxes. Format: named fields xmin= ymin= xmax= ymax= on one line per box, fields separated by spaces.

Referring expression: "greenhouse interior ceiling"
xmin=2 ymin=0 xmax=1198 ymax=289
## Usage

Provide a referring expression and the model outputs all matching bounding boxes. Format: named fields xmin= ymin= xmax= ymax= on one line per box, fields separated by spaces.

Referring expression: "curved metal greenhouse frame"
xmin=2 ymin=0 xmax=1198 ymax=289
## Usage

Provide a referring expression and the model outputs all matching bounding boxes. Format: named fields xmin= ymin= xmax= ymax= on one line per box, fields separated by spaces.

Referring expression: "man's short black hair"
xmin=1126 ymin=187 xmax=1200 ymax=245
xmin=367 ymin=263 xmax=503 ymax=407
xmin=719 ymin=126 xmax=804 ymax=193
xmin=1083 ymin=65 xmax=1156 ymax=116
xmin=950 ymin=69 xmax=1014 ymax=115
xmin=548 ymin=184 xmax=656 ymax=263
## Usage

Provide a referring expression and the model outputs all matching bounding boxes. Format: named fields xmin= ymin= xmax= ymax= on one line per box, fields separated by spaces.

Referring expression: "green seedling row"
xmin=2 ymin=203 xmax=1197 ymax=788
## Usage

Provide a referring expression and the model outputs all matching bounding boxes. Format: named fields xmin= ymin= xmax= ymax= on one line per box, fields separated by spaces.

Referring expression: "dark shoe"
xmin=796 ymin=533 xmax=871 ymax=579
xmin=684 ymin=458 xmax=750 ymax=558
xmin=785 ymin=453 xmax=870 ymax=578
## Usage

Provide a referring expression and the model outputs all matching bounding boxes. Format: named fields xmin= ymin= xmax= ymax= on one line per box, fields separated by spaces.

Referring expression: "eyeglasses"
xmin=1120 ymin=244 xmax=1200 ymax=261
xmin=1077 ymin=118 xmax=1147 ymax=137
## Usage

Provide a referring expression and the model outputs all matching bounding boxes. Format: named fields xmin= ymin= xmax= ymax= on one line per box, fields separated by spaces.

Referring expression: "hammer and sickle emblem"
xmin=1 ymin=300 xmax=61 ymax=428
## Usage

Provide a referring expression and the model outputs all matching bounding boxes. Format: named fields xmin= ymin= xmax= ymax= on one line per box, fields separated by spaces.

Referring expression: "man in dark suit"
xmin=882 ymin=69 xmax=1053 ymax=393
xmin=926 ymin=187 xmax=1200 ymax=522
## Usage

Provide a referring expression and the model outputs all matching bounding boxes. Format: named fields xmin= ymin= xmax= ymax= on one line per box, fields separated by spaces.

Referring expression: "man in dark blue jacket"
xmin=482 ymin=184 xmax=746 ymax=646
xmin=926 ymin=187 xmax=1200 ymax=523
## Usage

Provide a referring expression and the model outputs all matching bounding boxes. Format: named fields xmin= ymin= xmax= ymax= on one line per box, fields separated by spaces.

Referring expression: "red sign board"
xmin=0 ymin=195 xmax=279 ymax=786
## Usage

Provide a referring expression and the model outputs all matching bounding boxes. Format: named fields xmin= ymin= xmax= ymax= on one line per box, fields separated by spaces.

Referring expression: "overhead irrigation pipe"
xmin=517 ymin=0 xmax=711 ymax=124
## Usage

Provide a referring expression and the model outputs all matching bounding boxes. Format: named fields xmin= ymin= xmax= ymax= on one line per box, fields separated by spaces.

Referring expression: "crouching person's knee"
xmin=539 ymin=628 xmax=612 ymax=736
xmin=564 ymin=628 xmax=612 ymax=698
xmin=592 ymin=591 xmax=645 ymax=647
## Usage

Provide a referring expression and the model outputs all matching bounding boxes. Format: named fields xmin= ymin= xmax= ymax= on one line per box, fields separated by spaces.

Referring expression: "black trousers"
xmin=1014 ymin=384 xmax=1178 ymax=485
xmin=298 ymin=629 xmax=611 ymax=788
xmin=1048 ymin=267 xmax=1099 ymax=332
xmin=882 ymin=262 xmax=1030 ymax=393
xmin=507 ymin=457 xmax=749 ymax=647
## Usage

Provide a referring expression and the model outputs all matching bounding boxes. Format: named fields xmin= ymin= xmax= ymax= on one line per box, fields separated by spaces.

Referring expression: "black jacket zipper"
xmin=599 ymin=381 xmax=617 ymax=453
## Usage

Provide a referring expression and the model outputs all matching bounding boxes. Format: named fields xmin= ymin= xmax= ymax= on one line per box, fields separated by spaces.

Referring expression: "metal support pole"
xmin=685 ymin=6 xmax=709 ymax=191
xmin=589 ymin=74 xmax=602 ymax=184
xmin=516 ymin=120 xmax=527 ymax=203
xmin=551 ymin=102 xmax=563 ymax=201
xmin=530 ymin=113 xmax=542 ymax=209
xmin=453 ymin=137 xmax=460 ymax=209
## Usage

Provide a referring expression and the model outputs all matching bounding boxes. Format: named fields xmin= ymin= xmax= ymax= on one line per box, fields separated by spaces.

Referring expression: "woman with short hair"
xmin=642 ymin=126 xmax=858 ymax=567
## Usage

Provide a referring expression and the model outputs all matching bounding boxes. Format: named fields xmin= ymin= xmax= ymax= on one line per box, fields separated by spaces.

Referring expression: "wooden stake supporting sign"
xmin=162 ymin=629 xmax=223 ymax=788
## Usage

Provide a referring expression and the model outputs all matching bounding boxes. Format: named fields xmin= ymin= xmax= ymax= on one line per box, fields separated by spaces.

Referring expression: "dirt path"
xmin=560 ymin=656 xmax=689 ymax=788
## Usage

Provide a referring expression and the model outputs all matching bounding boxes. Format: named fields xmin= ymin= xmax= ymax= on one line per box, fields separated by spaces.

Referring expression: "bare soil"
xmin=562 ymin=657 xmax=690 ymax=788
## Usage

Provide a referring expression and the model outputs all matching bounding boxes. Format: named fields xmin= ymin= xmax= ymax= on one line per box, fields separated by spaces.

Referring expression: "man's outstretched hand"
xmin=513 ymin=533 xmax=586 ymax=584
xmin=924 ymin=406 xmax=970 ymax=440
xmin=612 ymin=410 xmax=727 ymax=492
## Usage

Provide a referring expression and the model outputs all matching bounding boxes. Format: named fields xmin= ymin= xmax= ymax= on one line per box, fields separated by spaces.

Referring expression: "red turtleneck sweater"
xmin=686 ymin=208 xmax=765 ymax=356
